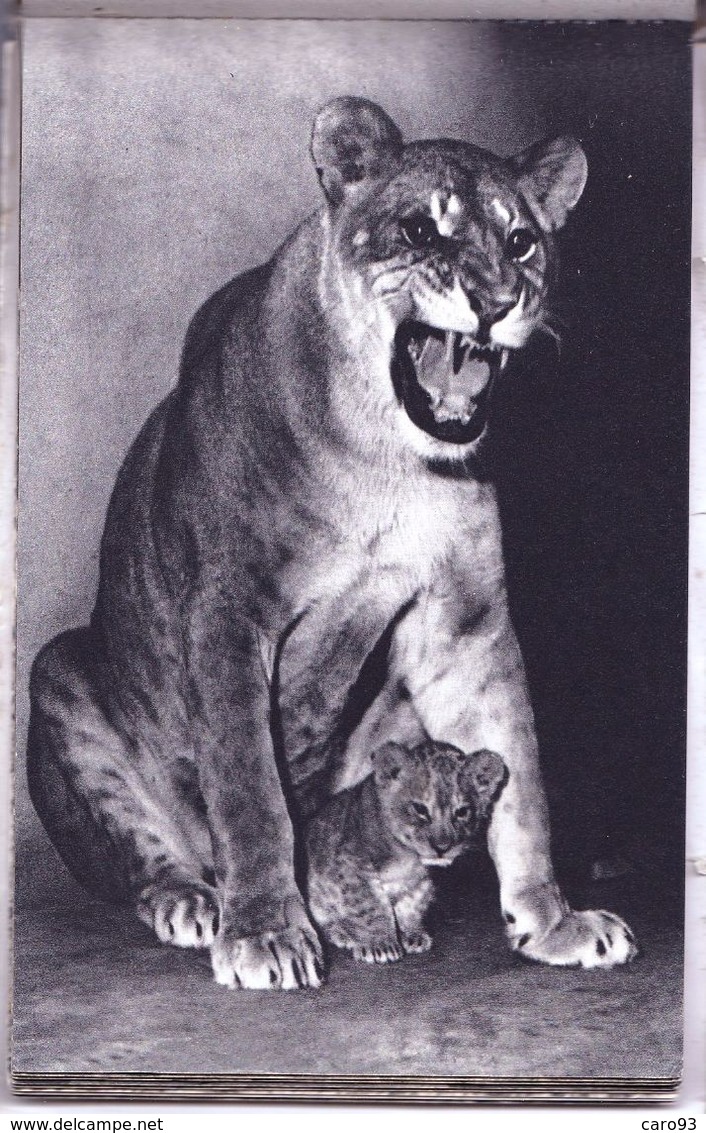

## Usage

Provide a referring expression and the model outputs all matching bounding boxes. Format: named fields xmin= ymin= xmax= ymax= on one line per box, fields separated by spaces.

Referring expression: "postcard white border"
xmin=0 ymin=0 xmax=703 ymax=1116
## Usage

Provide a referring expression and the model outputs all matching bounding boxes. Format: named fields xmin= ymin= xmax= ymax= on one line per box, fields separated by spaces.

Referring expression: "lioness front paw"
xmin=137 ymin=880 xmax=220 ymax=949
xmin=210 ymin=900 xmax=324 ymax=990
xmin=509 ymin=908 xmax=638 ymax=969
xmin=351 ymin=938 xmax=404 ymax=964
xmin=401 ymin=929 xmax=433 ymax=954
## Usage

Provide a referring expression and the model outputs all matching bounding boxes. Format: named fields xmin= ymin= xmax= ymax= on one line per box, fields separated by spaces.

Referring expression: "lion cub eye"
xmin=454 ymin=805 xmax=471 ymax=820
xmin=411 ymin=801 xmax=432 ymax=821
xmin=400 ymin=214 xmax=439 ymax=249
xmin=506 ymin=228 xmax=536 ymax=263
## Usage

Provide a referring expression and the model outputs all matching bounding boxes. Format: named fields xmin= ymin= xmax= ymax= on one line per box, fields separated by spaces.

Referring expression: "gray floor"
xmin=12 ymin=839 xmax=683 ymax=1084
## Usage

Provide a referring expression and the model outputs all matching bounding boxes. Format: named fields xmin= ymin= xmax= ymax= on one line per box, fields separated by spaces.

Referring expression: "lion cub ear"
xmin=464 ymin=749 xmax=508 ymax=817
xmin=371 ymin=741 xmax=408 ymax=784
xmin=511 ymin=135 xmax=588 ymax=232
xmin=311 ymin=96 xmax=403 ymax=206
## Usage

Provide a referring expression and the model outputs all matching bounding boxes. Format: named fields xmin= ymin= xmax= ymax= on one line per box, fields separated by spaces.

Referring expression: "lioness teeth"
xmin=408 ymin=329 xmax=498 ymax=367
xmin=430 ymin=387 xmax=476 ymax=423
xmin=397 ymin=319 xmax=499 ymax=439
xmin=433 ymin=405 xmax=473 ymax=424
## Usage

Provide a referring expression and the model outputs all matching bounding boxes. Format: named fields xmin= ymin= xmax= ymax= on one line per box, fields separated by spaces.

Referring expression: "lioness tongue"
xmin=414 ymin=331 xmax=490 ymax=421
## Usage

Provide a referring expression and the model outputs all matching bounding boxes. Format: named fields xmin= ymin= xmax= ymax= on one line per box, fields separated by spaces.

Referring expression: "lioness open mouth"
xmin=391 ymin=320 xmax=504 ymax=444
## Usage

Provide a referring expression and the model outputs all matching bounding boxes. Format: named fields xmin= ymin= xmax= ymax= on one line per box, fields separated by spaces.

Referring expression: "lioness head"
xmin=311 ymin=96 xmax=587 ymax=460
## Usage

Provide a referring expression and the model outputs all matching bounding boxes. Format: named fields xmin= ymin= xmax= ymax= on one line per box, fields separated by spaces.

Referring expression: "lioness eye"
xmin=454 ymin=805 xmax=471 ymax=819
xmin=506 ymin=228 xmax=536 ymax=263
xmin=411 ymin=801 xmax=431 ymax=821
xmin=400 ymin=214 xmax=439 ymax=249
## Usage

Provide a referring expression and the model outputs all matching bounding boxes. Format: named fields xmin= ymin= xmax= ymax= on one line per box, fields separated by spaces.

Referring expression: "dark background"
xmin=490 ymin=22 xmax=691 ymax=884
xmin=18 ymin=19 xmax=691 ymax=896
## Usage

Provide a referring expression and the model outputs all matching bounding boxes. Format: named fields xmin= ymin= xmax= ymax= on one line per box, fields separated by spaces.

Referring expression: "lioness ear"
xmin=311 ymin=96 xmax=403 ymax=206
xmin=512 ymin=135 xmax=588 ymax=232
xmin=372 ymin=741 xmax=407 ymax=783
xmin=465 ymin=749 xmax=508 ymax=816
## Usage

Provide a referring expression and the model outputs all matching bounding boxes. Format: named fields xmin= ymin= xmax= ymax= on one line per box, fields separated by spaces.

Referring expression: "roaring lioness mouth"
xmin=391 ymin=320 xmax=504 ymax=445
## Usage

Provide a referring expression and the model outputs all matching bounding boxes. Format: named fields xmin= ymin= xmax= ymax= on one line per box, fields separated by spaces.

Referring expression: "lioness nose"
xmin=430 ymin=837 xmax=453 ymax=856
xmin=467 ymin=294 xmax=517 ymax=344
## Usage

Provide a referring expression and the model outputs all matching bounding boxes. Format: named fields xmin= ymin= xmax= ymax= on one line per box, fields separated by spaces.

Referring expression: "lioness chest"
xmin=293 ymin=466 xmax=500 ymax=611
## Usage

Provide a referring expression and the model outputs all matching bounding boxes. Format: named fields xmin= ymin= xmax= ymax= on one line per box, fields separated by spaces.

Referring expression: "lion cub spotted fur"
xmin=306 ymin=741 xmax=507 ymax=964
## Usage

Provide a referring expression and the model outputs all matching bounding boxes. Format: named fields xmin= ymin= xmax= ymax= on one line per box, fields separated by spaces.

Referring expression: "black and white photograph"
xmin=11 ymin=14 xmax=691 ymax=1099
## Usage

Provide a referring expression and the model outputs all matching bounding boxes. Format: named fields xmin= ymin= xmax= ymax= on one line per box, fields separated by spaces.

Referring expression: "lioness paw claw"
xmin=509 ymin=908 xmax=638 ymax=969
xmin=210 ymin=918 xmax=324 ymax=990
xmin=138 ymin=881 xmax=220 ymax=950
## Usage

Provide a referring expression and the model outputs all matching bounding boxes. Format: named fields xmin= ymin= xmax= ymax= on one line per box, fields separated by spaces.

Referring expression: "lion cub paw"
xmin=350 ymin=939 xmax=404 ymax=964
xmin=510 ymin=908 xmax=638 ymax=969
xmin=137 ymin=880 xmax=220 ymax=949
xmin=210 ymin=903 xmax=324 ymax=990
xmin=401 ymin=930 xmax=433 ymax=955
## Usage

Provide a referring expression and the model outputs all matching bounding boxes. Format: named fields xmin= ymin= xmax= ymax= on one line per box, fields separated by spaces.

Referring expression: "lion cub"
xmin=306 ymin=741 xmax=507 ymax=964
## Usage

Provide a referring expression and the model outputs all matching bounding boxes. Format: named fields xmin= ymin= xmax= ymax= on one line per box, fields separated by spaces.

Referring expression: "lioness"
xmin=27 ymin=96 xmax=637 ymax=989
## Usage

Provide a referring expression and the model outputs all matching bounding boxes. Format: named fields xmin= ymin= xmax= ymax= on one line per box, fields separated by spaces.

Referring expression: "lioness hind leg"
xmin=27 ymin=628 xmax=216 ymax=950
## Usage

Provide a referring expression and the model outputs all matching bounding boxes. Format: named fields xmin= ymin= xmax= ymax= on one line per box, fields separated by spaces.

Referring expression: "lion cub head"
xmin=311 ymin=96 xmax=587 ymax=460
xmin=372 ymin=740 xmax=507 ymax=867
